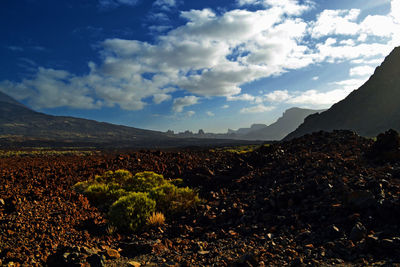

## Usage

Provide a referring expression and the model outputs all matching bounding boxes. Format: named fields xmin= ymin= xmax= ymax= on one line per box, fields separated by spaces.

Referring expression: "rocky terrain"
xmin=1 ymin=130 xmax=400 ymax=266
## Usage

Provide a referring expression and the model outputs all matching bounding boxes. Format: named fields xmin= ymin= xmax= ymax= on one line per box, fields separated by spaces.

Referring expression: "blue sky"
xmin=1 ymin=0 xmax=399 ymax=133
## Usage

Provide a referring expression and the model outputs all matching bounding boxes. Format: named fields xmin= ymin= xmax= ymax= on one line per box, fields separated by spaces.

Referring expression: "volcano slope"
xmin=0 ymin=130 xmax=399 ymax=266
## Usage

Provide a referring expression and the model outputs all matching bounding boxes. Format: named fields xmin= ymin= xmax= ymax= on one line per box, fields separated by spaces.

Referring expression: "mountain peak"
xmin=0 ymin=91 xmax=27 ymax=108
xmin=284 ymin=46 xmax=400 ymax=140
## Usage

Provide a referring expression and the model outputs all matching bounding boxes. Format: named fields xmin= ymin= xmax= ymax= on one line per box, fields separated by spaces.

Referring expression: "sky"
xmin=0 ymin=0 xmax=399 ymax=133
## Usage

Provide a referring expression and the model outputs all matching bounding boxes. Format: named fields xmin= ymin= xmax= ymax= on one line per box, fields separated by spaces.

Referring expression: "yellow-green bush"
xmin=124 ymin=171 xmax=166 ymax=192
xmin=149 ymin=184 xmax=200 ymax=214
xmin=108 ymin=192 xmax=156 ymax=232
xmin=85 ymin=183 xmax=109 ymax=206
xmin=73 ymin=169 xmax=201 ymax=232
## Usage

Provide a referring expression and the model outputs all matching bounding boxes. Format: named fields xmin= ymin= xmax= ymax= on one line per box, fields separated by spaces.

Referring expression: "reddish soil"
xmin=1 ymin=130 xmax=399 ymax=266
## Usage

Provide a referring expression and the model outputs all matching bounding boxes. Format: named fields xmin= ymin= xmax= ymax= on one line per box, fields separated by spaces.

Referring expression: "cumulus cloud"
xmin=240 ymin=104 xmax=274 ymax=114
xmin=1 ymin=0 xmax=399 ymax=112
xmin=0 ymin=68 xmax=100 ymax=109
xmin=153 ymin=93 xmax=172 ymax=104
xmin=186 ymin=110 xmax=195 ymax=117
xmin=310 ymin=9 xmax=360 ymax=38
xmin=264 ymin=90 xmax=290 ymax=102
xmin=154 ymin=0 xmax=177 ymax=9
xmin=264 ymin=78 xmax=368 ymax=108
xmin=206 ymin=111 xmax=215 ymax=117
xmin=392 ymin=0 xmax=400 ymax=22
xmin=349 ymin=66 xmax=375 ymax=77
xmin=237 ymin=0 xmax=313 ymax=15
xmin=227 ymin=93 xmax=256 ymax=102
xmin=172 ymin=96 xmax=199 ymax=112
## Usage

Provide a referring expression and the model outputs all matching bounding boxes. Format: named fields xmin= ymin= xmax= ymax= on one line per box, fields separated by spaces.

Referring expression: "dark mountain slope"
xmin=0 ymin=93 xmax=165 ymax=142
xmin=242 ymin=107 xmax=325 ymax=140
xmin=0 ymin=91 xmax=261 ymax=148
xmin=285 ymin=46 xmax=400 ymax=140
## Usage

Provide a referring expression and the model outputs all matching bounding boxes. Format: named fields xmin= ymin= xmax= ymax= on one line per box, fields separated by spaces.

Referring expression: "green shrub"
xmin=95 ymin=169 xmax=132 ymax=184
xmin=108 ymin=192 xmax=156 ymax=232
xmin=73 ymin=169 xmax=200 ymax=232
xmin=85 ymin=183 xmax=109 ymax=205
xmin=73 ymin=181 xmax=90 ymax=193
xmin=149 ymin=184 xmax=201 ymax=214
xmin=124 ymin=171 xmax=166 ymax=192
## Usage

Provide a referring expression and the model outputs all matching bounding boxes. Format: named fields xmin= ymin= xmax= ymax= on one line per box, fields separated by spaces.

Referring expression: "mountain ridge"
xmin=242 ymin=107 xmax=326 ymax=140
xmin=0 ymin=91 xmax=262 ymax=148
xmin=284 ymin=46 xmax=400 ymax=140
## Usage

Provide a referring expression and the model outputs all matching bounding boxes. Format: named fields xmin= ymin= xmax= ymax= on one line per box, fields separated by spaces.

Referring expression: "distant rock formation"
xmin=285 ymin=46 xmax=400 ymax=140
xmin=173 ymin=107 xmax=323 ymax=141
xmin=242 ymin=108 xmax=325 ymax=141
xmin=231 ymin=124 xmax=268 ymax=136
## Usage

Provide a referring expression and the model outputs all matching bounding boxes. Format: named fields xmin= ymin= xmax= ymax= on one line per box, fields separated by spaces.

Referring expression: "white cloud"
xmin=0 ymin=68 xmax=100 ymax=110
xmin=240 ymin=104 xmax=275 ymax=114
xmin=148 ymin=25 xmax=173 ymax=33
xmin=315 ymin=41 xmax=392 ymax=63
xmin=339 ymin=39 xmax=355 ymax=46
xmin=391 ymin=0 xmax=400 ymax=23
xmin=186 ymin=110 xmax=195 ymax=117
xmin=287 ymin=88 xmax=353 ymax=106
xmin=206 ymin=111 xmax=215 ymax=117
xmin=172 ymin=96 xmax=199 ymax=112
xmin=237 ymin=0 xmax=313 ymax=15
xmin=263 ymin=78 xmax=368 ymax=108
xmin=2 ymin=0 xmax=399 ymax=113
xmin=154 ymin=0 xmax=176 ymax=9
xmin=361 ymin=15 xmax=398 ymax=38
xmin=153 ymin=93 xmax=172 ymax=104
xmin=222 ymin=104 xmax=229 ymax=109
xmin=351 ymin=58 xmax=383 ymax=65
xmin=310 ymin=9 xmax=361 ymax=38
xmin=349 ymin=66 xmax=375 ymax=77
xmin=227 ymin=93 xmax=256 ymax=101
xmin=264 ymin=90 xmax=290 ymax=102
xmin=312 ymin=76 xmax=319 ymax=80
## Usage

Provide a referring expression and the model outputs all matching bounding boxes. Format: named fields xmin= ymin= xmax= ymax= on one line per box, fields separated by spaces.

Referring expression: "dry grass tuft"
xmin=147 ymin=212 xmax=165 ymax=227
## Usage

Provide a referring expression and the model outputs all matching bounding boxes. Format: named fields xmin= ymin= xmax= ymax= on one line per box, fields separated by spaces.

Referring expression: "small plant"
xmin=147 ymin=212 xmax=166 ymax=227
xmin=108 ymin=192 xmax=156 ymax=232
xmin=106 ymin=224 xmax=117 ymax=235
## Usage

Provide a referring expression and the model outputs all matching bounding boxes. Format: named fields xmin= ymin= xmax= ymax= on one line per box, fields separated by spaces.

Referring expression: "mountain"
xmin=0 ymin=91 xmax=27 ymax=107
xmin=0 ymin=92 xmax=171 ymax=146
xmin=242 ymin=107 xmax=326 ymax=140
xmin=228 ymin=124 xmax=267 ymax=136
xmin=285 ymin=46 xmax=400 ymax=140
xmin=172 ymin=108 xmax=323 ymax=141
xmin=0 ymin=91 xmax=261 ymax=148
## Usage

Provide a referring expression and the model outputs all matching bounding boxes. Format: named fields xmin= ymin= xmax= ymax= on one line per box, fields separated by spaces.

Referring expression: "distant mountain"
xmin=0 ymin=91 xmax=27 ymax=107
xmin=285 ymin=46 xmax=400 ymax=140
xmin=228 ymin=124 xmax=267 ymax=136
xmin=242 ymin=107 xmax=326 ymax=140
xmin=173 ymin=107 xmax=323 ymax=141
xmin=0 ymin=91 xmax=170 ymax=145
xmin=0 ymin=91 xmax=261 ymax=148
